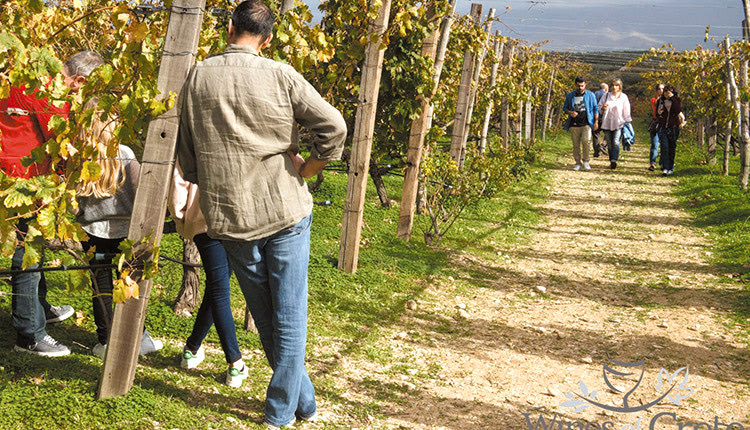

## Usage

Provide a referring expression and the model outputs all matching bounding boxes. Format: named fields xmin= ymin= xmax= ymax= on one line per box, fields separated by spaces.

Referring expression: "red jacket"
xmin=0 ymin=86 xmax=69 ymax=178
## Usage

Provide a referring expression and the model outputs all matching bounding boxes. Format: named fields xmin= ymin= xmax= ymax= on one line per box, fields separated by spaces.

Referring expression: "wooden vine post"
xmin=541 ymin=67 xmax=556 ymax=141
xmin=706 ymin=117 xmax=717 ymax=164
xmin=459 ymin=8 xmax=495 ymax=158
xmin=98 ymin=0 xmax=205 ymax=399
xmin=514 ymin=51 xmax=524 ymax=145
xmin=397 ymin=0 xmax=457 ymax=241
xmin=338 ymin=0 xmax=392 ymax=273
xmin=499 ymin=42 xmax=515 ymax=148
xmin=479 ymin=30 xmax=502 ymax=153
xmin=740 ymin=0 xmax=750 ymax=189
xmin=448 ymin=3 xmax=482 ymax=166
xmin=725 ymin=35 xmax=741 ymax=176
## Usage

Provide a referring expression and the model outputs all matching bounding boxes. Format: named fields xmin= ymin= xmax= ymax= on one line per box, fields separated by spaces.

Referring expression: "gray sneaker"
xmin=14 ymin=335 xmax=71 ymax=357
xmin=140 ymin=331 xmax=163 ymax=356
xmin=45 ymin=305 xmax=74 ymax=323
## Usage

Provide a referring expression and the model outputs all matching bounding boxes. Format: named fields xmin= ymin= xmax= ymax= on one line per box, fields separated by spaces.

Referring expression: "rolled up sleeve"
xmin=288 ymin=71 xmax=347 ymax=162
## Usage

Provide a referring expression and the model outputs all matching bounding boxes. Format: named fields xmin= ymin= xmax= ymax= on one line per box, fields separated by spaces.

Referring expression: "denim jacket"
xmin=563 ymin=90 xmax=599 ymax=131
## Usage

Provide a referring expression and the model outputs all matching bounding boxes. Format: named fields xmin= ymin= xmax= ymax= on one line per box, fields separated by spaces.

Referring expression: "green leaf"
xmin=66 ymin=269 xmax=90 ymax=292
xmin=22 ymin=241 xmax=41 ymax=269
xmin=4 ymin=187 xmax=34 ymax=208
xmin=36 ymin=205 xmax=56 ymax=238
xmin=27 ymin=0 xmax=44 ymax=13
xmin=81 ymin=161 xmax=101 ymax=182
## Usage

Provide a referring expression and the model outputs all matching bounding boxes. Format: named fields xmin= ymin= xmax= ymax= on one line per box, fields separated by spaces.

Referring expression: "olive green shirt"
xmin=177 ymin=44 xmax=347 ymax=241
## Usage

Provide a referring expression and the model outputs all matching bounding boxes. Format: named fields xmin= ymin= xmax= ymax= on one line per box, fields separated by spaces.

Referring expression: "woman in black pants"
xmin=656 ymin=84 xmax=682 ymax=176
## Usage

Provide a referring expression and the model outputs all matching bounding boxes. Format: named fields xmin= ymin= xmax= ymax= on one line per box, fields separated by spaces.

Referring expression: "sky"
xmin=455 ymin=0 xmax=744 ymax=52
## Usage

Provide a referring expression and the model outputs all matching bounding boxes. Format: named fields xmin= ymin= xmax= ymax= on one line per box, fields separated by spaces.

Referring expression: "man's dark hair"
xmin=231 ymin=0 xmax=274 ymax=40
xmin=574 ymin=76 xmax=586 ymax=84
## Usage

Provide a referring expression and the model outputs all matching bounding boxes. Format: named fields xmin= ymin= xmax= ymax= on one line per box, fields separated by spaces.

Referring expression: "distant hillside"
xmin=549 ymin=50 xmax=666 ymax=90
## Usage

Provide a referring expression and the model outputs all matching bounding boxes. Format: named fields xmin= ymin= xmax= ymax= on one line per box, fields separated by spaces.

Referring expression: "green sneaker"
xmin=180 ymin=346 xmax=204 ymax=369
xmin=226 ymin=364 xmax=248 ymax=388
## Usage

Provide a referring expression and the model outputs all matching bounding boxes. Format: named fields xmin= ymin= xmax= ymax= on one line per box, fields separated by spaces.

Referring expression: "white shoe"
xmin=180 ymin=346 xmax=205 ymax=369
xmin=92 ymin=331 xmax=163 ymax=359
xmin=92 ymin=343 xmax=107 ymax=359
xmin=265 ymin=417 xmax=296 ymax=429
xmin=140 ymin=330 xmax=163 ymax=356
xmin=667 ymin=169 xmax=673 ymax=175
xmin=226 ymin=363 xmax=249 ymax=388
xmin=582 ymin=162 xmax=591 ymax=170
xmin=573 ymin=164 xmax=581 ymax=171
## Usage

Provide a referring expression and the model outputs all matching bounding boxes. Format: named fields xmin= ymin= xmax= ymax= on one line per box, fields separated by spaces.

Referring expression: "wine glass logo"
xmin=560 ymin=359 xmax=694 ymax=414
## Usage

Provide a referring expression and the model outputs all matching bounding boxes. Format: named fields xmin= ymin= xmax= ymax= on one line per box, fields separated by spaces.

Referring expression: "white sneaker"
xmin=92 ymin=343 xmax=107 ymax=359
xmin=140 ymin=330 xmax=163 ymax=356
xmin=582 ymin=162 xmax=591 ymax=170
xmin=91 ymin=331 xmax=163 ymax=359
xmin=572 ymin=164 xmax=581 ymax=171
xmin=265 ymin=417 xmax=296 ymax=430
xmin=180 ymin=346 xmax=205 ymax=369
xmin=226 ymin=363 xmax=249 ymax=388
xmin=667 ymin=169 xmax=673 ymax=175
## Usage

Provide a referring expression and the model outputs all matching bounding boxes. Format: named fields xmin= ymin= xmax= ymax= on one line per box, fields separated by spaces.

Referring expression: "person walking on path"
xmin=563 ymin=76 xmax=599 ymax=171
xmin=656 ymin=84 xmax=682 ymax=176
xmin=598 ymin=78 xmax=631 ymax=170
xmin=592 ymin=83 xmax=608 ymax=157
xmin=648 ymin=83 xmax=664 ymax=171
xmin=169 ymin=166 xmax=247 ymax=388
xmin=177 ymin=1 xmax=347 ymax=428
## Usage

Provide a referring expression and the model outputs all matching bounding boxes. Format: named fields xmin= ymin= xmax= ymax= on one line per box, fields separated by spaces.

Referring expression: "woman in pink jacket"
xmin=598 ymin=78 xmax=632 ymax=170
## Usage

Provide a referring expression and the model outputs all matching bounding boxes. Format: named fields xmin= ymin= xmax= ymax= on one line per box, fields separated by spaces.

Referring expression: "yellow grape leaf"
xmin=112 ymin=278 xmax=127 ymax=303
xmin=73 ymin=310 xmax=85 ymax=326
xmin=123 ymin=272 xmax=139 ymax=300
xmin=127 ymin=22 xmax=149 ymax=42
xmin=0 ymin=80 xmax=9 ymax=99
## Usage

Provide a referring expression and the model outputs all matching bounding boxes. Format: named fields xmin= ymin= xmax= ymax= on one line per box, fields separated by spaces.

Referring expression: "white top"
xmin=598 ymin=92 xmax=632 ymax=131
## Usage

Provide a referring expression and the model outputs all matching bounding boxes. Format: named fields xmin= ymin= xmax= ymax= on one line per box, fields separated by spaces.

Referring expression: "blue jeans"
xmin=658 ymin=127 xmax=680 ymax=171
xmin=604 ymin=128 xmax=622 ymax=162
xmin=11 ymin=220 xmax=52 ymax=346
xmin=185 ymin=233 xmax=241 ymax=364
xmin=221 ymin=214 xmax=315 ymax=426
xmin=649 ymin=129 xmax=660 ymax=165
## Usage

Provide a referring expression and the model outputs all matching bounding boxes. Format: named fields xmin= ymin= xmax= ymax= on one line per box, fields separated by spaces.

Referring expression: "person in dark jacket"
xmin=656 ymin=84 xmax=682 ymax=176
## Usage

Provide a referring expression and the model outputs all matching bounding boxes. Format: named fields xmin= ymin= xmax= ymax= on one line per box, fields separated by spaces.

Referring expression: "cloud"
xmin=599 ymin=27 xmax=660 ymax=45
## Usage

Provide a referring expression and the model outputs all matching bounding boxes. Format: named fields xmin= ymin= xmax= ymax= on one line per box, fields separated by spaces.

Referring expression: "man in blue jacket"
xmin=563 ymin=77 xmax=599 ymax=171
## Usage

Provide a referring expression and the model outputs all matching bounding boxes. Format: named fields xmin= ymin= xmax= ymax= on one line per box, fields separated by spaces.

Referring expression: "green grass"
xmin=668 ymin=125 xmax=750 ymax=339
xmin=0 ymin=133 xmax=558 ymax=429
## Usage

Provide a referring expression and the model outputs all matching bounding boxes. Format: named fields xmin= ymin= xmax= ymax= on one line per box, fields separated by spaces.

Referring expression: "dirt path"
xmin=334 ymin=141 xmax=750 ymax=429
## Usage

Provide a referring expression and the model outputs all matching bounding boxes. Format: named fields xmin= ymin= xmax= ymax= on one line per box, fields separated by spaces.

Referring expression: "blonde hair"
xmin=611 ymin=78 xmax=623 ymax=90
xmin=77 ymin=98 xmax=125 ymax=198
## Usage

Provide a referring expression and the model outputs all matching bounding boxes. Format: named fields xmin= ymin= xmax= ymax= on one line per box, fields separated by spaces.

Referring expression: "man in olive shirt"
xmin=177 ymin=1 xmax=347 ymax=427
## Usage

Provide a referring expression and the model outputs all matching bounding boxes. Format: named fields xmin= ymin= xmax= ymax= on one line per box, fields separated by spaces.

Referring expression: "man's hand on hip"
xmin=287 ymin=150 xmax=328 ymax=178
